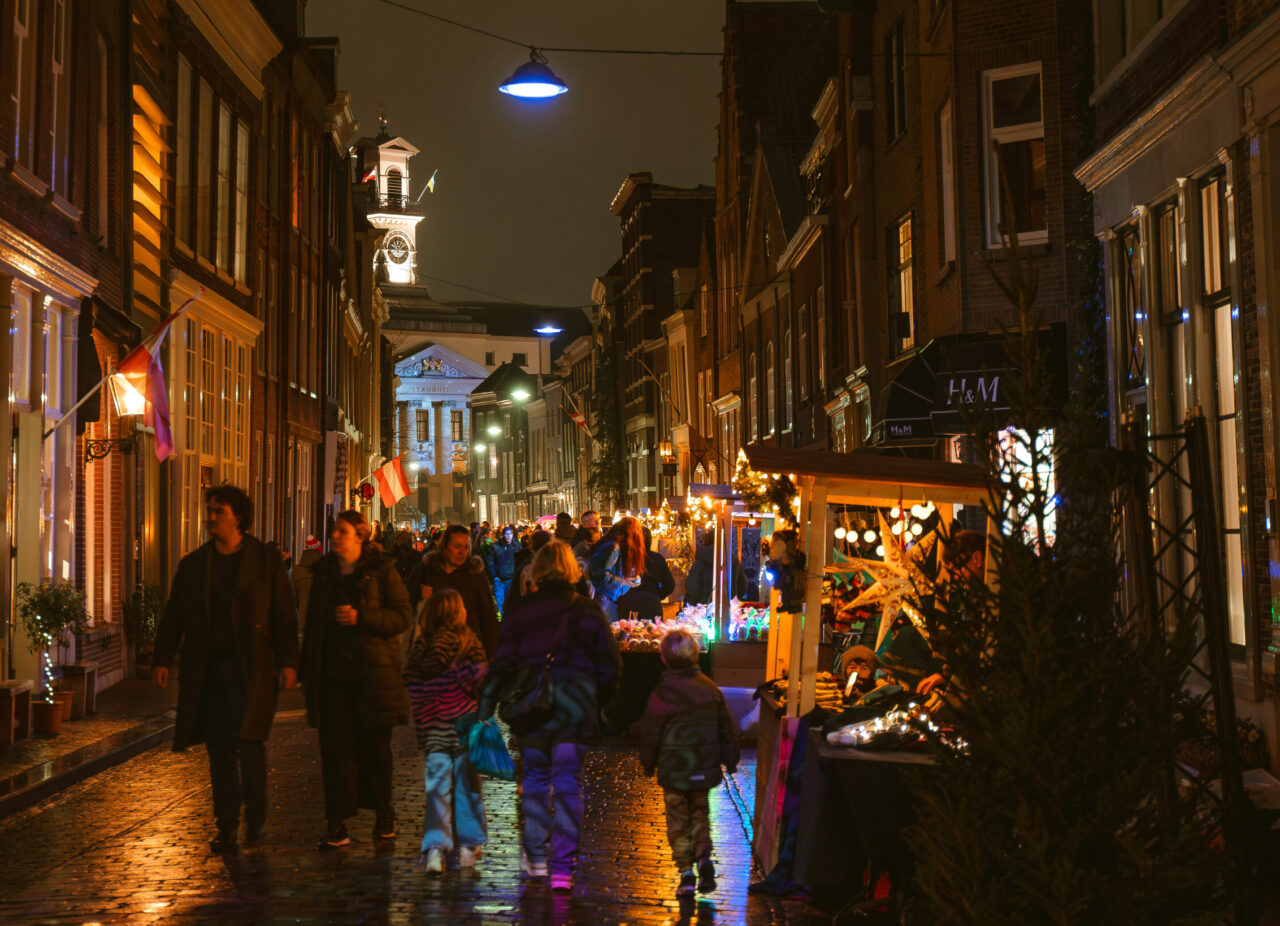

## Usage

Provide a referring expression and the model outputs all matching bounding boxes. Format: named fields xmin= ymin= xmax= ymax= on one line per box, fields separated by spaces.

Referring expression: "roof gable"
xmin=394 ymin=342 xmax=489 ymax=380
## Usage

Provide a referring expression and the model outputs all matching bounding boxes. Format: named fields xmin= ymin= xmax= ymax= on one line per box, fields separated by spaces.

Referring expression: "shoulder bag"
xmin=498 ymin=613 xmax=571 ymax=736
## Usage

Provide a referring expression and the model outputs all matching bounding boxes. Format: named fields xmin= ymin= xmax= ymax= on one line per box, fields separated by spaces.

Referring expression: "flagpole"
xmin=633 ymin=354 xmax=733 ymax=471
xmin=559 ymin=391 xmax=601 ymax=452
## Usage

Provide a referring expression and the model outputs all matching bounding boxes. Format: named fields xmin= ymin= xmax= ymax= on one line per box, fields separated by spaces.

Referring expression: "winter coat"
xmin=638 ymin=666 xmax=740 ymax=792
xmin=684 ymin=544 xmax=714 ymax=605
xmin=301 ymin=553 xmax=413 ymax=729
xmin=403 ymin=623 xmax=488 ymax=755
xmin=415 ymin=552 xmax=501 ymax=654
xmin=486 ymin=538 xmax=519 ymax=582
xmin=477 ymin=580 xmax=622 ymax=744
xmin=153 ymin=535 xmax=300 ymax=750
xmin=290 ymin=548 xmax=322 ymax=636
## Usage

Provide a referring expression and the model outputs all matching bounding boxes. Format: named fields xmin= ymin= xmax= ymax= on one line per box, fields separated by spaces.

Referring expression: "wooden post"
xmin=797 ymin=477 xmax=829 ymax=716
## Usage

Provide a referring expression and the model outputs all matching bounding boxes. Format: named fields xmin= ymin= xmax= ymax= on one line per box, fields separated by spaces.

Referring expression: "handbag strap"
xmin=544 ymin=609 xmax=572 ymax=667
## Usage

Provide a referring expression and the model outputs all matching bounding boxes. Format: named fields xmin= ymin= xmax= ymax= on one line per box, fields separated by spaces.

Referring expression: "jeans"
xmin=201 ymin=656 xmax=267 ymax=832
xmin=494 ymin=580 xmax=508 ymax=614
xmin=663 ymin=788 xmax=712 ymax=870
xmin=421 ymin=750 xmax=487 ymax=852
xmin=521 ymin=741 xmax=588 ymax=876
xmin=317 ymin=677 xmax=394 ymax=823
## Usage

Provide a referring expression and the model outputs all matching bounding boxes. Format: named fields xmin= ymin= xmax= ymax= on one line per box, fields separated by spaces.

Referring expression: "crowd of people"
xmin=151 ymin=489 xmax=738 ymax=898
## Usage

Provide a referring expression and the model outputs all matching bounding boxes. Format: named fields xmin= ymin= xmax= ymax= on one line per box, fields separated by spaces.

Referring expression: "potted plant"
xmin=122 ymin=584 xmax=163 ymax=679
xmin=16 ymin=581 xmax=90 ymax=734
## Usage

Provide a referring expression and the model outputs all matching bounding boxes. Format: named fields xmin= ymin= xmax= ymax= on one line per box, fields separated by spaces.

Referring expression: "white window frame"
xmin=748 ymin=354 xmax=759 ymax=442
xmin=766 ymin=341 xmax=777 ymax=435
xmin=798 ymin=304 xmax=809 ymax=400
xmin=783 ymin=330 xmax=793 ymax=431
xmin=234 ymin=121 xmax=249 ymax=282
xmin=216 ymin=102 xmax=232 ymax=272
xmin=894 ymin=213 xmax=916 ymax=352
xmin=982 ymin=62 xmax=1048 ymax=248
xmin=48 ymin=0 xmax=68 ymax=195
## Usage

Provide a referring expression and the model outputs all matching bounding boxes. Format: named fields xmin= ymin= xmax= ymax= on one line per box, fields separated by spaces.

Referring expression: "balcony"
xmin=368 ymin=195 xmax=424 ymax=217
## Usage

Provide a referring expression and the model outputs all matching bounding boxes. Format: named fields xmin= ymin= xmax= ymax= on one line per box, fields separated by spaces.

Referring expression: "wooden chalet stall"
xmin=743 ymin=446 xmax=990 ymax=872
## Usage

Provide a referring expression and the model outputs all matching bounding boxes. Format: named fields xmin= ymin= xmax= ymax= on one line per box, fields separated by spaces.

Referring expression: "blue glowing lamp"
xmin=499 ymin=50 xmax=568 ymax=99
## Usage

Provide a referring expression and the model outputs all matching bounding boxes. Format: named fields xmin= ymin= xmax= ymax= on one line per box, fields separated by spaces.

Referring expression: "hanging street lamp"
xmin=499 ymin=48 xmax=569 ymax=99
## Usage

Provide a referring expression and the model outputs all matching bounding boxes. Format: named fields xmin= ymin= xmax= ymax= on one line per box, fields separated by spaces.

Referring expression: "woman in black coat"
xmin=412 ymin=524 xmax=500 ymax=655
xmin=302 ymin=509 xmax=413 ymax=850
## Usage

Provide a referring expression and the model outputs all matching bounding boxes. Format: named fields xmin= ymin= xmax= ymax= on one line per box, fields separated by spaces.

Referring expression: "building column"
xmin=0 ymin=273 xmax=11 ymax=679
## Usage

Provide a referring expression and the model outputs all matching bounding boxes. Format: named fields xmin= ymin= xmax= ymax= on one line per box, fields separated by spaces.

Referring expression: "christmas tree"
xmin=903 ymin=146 xmax=1229 ymax=924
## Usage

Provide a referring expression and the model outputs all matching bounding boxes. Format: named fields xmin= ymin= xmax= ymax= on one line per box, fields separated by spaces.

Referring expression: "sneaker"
xmin=550 ymin=873 xmax=572 ymax=892
xmin=317 ymin=822 xmax=350 ymax=850
xmin=458 ymin=846 xmax=481 ymax=868
xmin=209 ymin=826 xmax=237 ymax=853
xmin=696 ymin=856 xmax=717 ymax=893
xmin=677 ymin=870 xmax=697 ymax=896
xmin=423 ymin=848 xmax=444 ymax=874
xmin=373 ymin=808 xmax=396 ymax=841
xmin=520 ymin=850 xmax=548 ymax=878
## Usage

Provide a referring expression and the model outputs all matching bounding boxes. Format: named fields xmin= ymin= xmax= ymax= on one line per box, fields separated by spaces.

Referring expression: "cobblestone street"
xmin=0 ymin=708 xmax=826 ymax=925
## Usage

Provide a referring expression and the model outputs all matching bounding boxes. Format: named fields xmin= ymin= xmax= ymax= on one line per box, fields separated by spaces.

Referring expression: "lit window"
xmin=891 ymin=214 xmax=915 ymax=352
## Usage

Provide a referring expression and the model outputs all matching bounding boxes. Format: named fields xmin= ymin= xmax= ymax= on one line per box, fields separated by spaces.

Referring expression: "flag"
xmin=426 ymin=169 xmax=437 ymax=193
xmin=360 ymin=165 xmax=376 ymax=184
xmin=116 ymin=293 xmax=201 ymax=462
xmin=373 ymin=456 xmax=410 ymax=508
xmin=562 ymin=405 xmax=586 ymax=430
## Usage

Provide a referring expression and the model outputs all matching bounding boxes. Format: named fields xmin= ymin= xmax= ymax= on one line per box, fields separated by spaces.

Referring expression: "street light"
xmin=86 ymin=373 xmax=145 ymax=461
xmin=534 ymin=325 xmax=563 ymax=335
xmin=511 ymin=388 xmax=530 ymax=402
xmin=486 ymin=425 xmax=502 ymax=436
xmin=474 ymin=442 xmax=487 ymax=453
xmin=499 ymin=49 xmax=569 ymax=99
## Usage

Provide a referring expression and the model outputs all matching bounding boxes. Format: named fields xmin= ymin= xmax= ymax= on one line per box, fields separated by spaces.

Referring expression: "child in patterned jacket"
xmin=403 ymin=588 xmax=488 ymax=874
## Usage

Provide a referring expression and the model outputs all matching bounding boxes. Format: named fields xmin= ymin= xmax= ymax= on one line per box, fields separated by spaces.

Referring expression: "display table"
xmin=794 ymin=729 xmax=935 ymax=888
xmin=604 ymin=650 xmax=713 ymax=733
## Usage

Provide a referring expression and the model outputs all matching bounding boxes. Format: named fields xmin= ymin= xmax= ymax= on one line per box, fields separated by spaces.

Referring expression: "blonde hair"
xmin=419 ymin=587 xmax=467 ymax=636
xmin=531 ymin=540 xmax=581 ymax=585
xmin=659 ymin=628 xmax=699 ymax=669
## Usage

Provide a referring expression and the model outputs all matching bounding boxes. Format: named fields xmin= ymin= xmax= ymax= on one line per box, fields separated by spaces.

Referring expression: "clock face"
xmin=387 ymin=235 xmax=409 ymax=264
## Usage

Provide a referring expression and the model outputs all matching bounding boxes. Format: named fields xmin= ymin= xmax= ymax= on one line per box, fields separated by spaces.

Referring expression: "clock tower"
xmin=354 ymin=113 xmax=425 ymax=285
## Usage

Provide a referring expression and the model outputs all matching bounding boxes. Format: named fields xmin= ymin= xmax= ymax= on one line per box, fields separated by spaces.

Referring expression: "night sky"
xmin=306 ymin=0 xmax=725 ymax=308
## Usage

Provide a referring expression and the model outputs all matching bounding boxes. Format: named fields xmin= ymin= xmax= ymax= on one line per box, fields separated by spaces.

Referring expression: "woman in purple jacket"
xmin=477 ymin=541 xmax=622 ymax=893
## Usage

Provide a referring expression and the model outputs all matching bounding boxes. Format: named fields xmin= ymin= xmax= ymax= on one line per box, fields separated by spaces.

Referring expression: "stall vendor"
xmin=839 ymin=645 xmax=881 ymax=699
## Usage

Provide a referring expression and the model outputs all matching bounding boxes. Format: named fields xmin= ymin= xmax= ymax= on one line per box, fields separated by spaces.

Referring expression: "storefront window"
xmin=996 ymin=426 xmax=1055 ymax=549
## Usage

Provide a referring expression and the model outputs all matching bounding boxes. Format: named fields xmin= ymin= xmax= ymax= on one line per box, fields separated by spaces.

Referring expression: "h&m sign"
xmin=938 ymin=371 xmax=1006 ymax=411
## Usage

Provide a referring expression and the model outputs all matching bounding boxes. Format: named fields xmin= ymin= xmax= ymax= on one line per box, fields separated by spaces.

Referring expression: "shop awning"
xmin=743 ymin=446 xmax=990 ymax=508
xmin=871 ymin=324 xmax=1068 ymax=446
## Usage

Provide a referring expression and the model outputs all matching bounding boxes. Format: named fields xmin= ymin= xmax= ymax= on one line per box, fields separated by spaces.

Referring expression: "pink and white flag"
xmin=115 ymin=292 xmax=201 ymax=462
xmin=373 ymin=456 xmax=410 ymax=508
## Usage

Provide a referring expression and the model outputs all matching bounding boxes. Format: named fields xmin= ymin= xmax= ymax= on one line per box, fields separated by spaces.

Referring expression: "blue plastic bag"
xmin=467 ymin=719 xmax=516 ymax=780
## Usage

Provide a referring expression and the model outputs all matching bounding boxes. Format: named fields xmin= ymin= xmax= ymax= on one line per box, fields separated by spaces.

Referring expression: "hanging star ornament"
xmin=838 ymin=509 xmax=939 ymax=648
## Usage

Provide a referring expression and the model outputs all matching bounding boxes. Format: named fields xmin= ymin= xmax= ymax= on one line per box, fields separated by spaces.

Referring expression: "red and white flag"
xmin=373 ymin=456 xmax=410 ymax=508
xmin=562 ymin=405 xmax=586 ymax=431
xmin=115 ymin=292 xmax=202 ymax=462
xmin=360 ymin=165 xmax=376 ymax=184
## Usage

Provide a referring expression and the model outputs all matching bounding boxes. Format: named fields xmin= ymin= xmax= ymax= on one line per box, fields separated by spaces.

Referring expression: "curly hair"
xmin=614 ymin=516 xmax=647 ymax=579
xmin=205 ymin=485 xmax=253 ymax=533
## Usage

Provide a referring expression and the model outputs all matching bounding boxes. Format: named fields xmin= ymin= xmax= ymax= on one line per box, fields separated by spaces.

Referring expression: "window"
xmin=485 ymin=351 xmax=495 ymax=366
xmin=512 ymin=352 xmax=528 ymax=367
xmin=309 ymin=281 xmax=318 ymax=394
xmin=416 ymin=408 xmax=430 ymax=442
xmin=387 ymin=168 xmax=402 ymax=202
xmin=216 ymin=102 xmax=232 ymax=271
xmin=288 ymin=267 xmax=298 ymax=386
xmin=235 ymin=345 xmax=247 ymax=468
xmin=1117 ymin=225 xmax=1146 ymax=393
xmin=890 ymin=214 xmax=916 ymax=352
xmin=264 ymin=436 xmax=276 ymax=538
xmin=1201 ymin=176 xmax=1227 ymax=297
xmin=197 ymin=79 xmax=214 ymax=259
xmin=748 ymin=353 xmax=759 ymax=442
xmin=183 ymin=319 xmax=197 ymax=449
xmin=234 ymin=121 xmax=249 ymax=282
xmin=43 ymin=303 xmax=62 ymax=413
xmin=798 ymin=304 xmax=809 ymax=400
xmin=200 ymin=327 xmax=215 ymax=457
xmin=12 ymin=0 xmax=35 ymax=166
xmin=296 ymin=443 xmax=313 ymax=559
xmin=221 ymin=337 xmax=233 ymax=460
xmin=766 ymin=342 xmax=777 ymax=435
xmin=700 ymin=285 xmax=709 ymax=337
xmin=938 ymin=100 xmax=956 ymax=263
xmin=48 ymin=0 xmax=69 ymax=195
xmin=983 ymin=63 xmax=1046 ymax=246
xmin=884 ymin=19 xmax=906 ymax=142
xmin=10 ymin=287 xmax=31 ymax=406
xmin=97 ymin=37 xmax=111 ymax=245
xmin=452 ymin=409 xmax=464 ymax=441
xmin=1094 ymin=0 xmax=1183 ymax=85
xmin=783 ymin=331 xmax=793 ymax=431
xmin=817 ymin=285 xmax=828 ymax=391
xmin=267 ymin=259 xmax=278 ymax=378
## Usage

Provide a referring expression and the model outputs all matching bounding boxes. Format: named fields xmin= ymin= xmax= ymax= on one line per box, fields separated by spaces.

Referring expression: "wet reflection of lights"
xmin=145 ymin=902 xmax=170 ymax=913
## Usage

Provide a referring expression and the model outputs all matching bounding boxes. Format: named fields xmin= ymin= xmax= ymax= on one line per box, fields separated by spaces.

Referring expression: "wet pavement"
xmin=0 ymin=706 xmax=828 ymax=925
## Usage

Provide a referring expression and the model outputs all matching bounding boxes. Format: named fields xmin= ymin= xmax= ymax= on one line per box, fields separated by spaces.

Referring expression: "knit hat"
xmin=304 ymin=535 xmax=322 ymax=551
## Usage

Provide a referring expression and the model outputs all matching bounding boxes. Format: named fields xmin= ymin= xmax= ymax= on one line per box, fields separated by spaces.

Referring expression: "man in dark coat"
xmin=153 ymin=486 xmax=299 ymax=853
xmin=416 ymin=523 xmax=501 ymax=654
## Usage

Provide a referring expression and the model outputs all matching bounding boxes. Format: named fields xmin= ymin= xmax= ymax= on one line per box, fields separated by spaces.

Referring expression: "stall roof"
xmin=743 ymin=447 xmax=991 ymax=507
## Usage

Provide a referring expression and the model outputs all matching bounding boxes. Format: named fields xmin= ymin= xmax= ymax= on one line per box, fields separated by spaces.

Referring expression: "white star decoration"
xmin=835 ymin=510 xmax=938 ymax=649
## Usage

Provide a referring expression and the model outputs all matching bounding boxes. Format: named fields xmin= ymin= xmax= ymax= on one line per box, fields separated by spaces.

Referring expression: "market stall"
xmin=740 ymin=446 xmax=991 ymax=874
